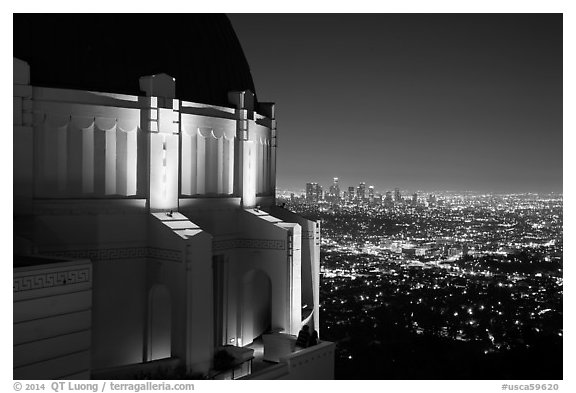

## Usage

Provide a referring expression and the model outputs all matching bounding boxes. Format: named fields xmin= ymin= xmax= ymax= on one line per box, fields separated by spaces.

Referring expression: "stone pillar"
xmin=139 ymin=74 xmax=180 ymax=212
xmin=259 ymin=102 xmax=277 ymax=199
xmin=229 ymin=90 xmax=256 ymax=208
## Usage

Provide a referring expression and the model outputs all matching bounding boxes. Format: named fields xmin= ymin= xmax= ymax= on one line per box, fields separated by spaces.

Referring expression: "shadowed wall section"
xmin=13 ymin=258 xmax=92 ymax=379
xmin=241 ymin=269 xmax=272 ymax=345
xmin=148 ymin=285 xmax=172 ymax=361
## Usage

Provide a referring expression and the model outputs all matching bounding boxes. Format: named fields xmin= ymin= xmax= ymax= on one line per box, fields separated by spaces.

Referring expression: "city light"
xmin=278 ymin=187 xmax=562 ymax=378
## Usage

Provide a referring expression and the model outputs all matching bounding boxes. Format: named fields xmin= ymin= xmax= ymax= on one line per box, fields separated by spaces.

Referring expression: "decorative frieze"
xmin=42 ymin=246 xmax=182 ymax=263
xmin=213 ymin=238 xmax=286 ymax=251
xmin=14 ymin=268 xmax=90 ymax=292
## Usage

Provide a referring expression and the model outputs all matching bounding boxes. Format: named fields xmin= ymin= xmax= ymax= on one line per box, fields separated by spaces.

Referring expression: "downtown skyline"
xmin=229 ymin=14 xmax=563 ymax=194
xmin=277 ymin=178 xmax=563 ymax=198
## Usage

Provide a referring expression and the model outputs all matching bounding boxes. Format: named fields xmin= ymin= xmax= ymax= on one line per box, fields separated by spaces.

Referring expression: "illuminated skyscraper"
xmin=306 ymin=182 xmax=322 ymax=203
xmin=306 ymin=182 xmax=316 ymax=202
xmin=394 ymin=187 xmax=402 ymax=203
xmin=348 ymin=186 xmax=355 ymax=202
xmin=329 ymin=177 xmax=340 ymax=203
xmin=357 ymin=182 xmax=366 ymax=201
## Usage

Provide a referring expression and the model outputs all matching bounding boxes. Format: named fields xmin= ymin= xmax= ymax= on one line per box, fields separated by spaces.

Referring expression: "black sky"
xmin=229 ymin=14 xmax=563 ymax=194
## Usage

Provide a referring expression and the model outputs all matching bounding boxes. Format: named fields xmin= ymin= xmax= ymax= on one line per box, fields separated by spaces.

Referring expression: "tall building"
xmin=13 ymin=14 xmax=333 ymax=380
xmin=348 ymin=186 xmax=355 ymax=202
xmin=368 ymin=185 xmax=375 ymax=200
xmin=306 ymin=182 xmax=317 ymax=202
xmin=384 ymin=191 xmax=393 ymax=208
xmin=306 ymin=182 xmax=322 ymax=203
xmin=357 ymin=182 xmax=366 ymax=201
xmin=412 ymin=192 xmax=418 ymax=205
xmin=394 ymin=187 xmax=402 ymax=203
xmin=328 ymin=177 xmax=340 ymax=203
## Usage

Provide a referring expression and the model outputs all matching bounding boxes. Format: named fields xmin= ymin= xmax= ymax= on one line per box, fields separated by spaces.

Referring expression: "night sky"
xmin=229 ymin=14 xmax=563 ymax=194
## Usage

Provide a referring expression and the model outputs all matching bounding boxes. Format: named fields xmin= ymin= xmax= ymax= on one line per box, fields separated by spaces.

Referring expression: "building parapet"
xmin=242 ymin=340 xmax=335 ymax=380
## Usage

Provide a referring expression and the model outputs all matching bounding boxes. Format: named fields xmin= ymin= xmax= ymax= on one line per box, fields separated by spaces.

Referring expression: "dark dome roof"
xmin=13 ymin=14 xmax=256 ymax=108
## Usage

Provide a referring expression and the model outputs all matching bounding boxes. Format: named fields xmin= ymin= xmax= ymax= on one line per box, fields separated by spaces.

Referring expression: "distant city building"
xmin=306 ymin=182 xmax=322 ymax=203
xmin=357 ymin=182 xmax=366 ymax=201
xmin=394 ymin=187 xmax=402 ymax=203
xmin=380 ymin=238 xmax=393 ymax=249
xmin=331 ymin=177 xmax=340 ymax=197
xmin=306 ymin=183 xmax=316 ymax=202
xmin=384 ymin=191 xmax=393 ymax=208
xmin=415 ymin=247 xmax=427 ymax=256
xmin=348 ymin=186 xmax=355 ymax=202
xmin=412 ymin=193 xmax=418 ymax=205
xmin=448 ymin=247 xmax=462 ymax=257
xmin=328 ymin=177 xmax=340 ymax=203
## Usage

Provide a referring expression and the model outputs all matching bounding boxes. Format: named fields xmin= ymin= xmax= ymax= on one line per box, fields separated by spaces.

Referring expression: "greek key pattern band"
xmin=42 ymin=246 xmax=182 ymax=262
xmin=14 ymin=268 xmax=90 ymax=292
xmin=40 ymin=238 xmax=288 ymax=261
xmin=213 ymin=238 xmax=286 ymax=251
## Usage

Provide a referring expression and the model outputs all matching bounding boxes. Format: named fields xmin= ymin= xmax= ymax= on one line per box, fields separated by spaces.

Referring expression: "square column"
xmin=229 ymin=90 xmax=257 ymax=208
xmin=140 ymin=74 xmax=180 ymax=212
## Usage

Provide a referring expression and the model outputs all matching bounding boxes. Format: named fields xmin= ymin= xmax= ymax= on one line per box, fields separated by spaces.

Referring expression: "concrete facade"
xmin=14 ymin=257 xmax=92 ymax=379
xmin=13 ymin=56 xmax=323 ymax=379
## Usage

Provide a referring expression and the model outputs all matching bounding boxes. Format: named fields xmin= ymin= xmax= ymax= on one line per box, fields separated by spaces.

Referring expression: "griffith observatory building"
xmin=13 ymin=14 xmax=334 ymax=380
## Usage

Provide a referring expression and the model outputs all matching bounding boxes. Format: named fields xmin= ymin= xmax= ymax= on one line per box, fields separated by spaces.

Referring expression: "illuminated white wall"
xmin=144 ymin=91 xmax=180 ymax=212
xmin=270 ymin=207 xmax=321 ymax=334
xmin=149 ymin=132 xmax=179 ymax=211
xmin=33 ymin=93 xmax=140 ymax=198
xmin=211 ymin=210 xmax=303 ymax=347
xmin=148 ymin=213 xmax=214 ymax=374
xmin=29 ymin=85 xmax=275 ymax=206
xmin=276 ymin=222 xmax=302 ymax=335
xmin=241 ymin=141 xmax=257 ymax=208
xmin=181 ymin=114 xmax=236 ymax=196
xmin=250 ymin=122 xmax=273 ymax=196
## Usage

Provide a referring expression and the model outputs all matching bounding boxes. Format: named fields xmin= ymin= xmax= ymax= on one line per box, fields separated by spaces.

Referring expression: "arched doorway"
xmin=148 ymin=284 xmax=171 ymax=361
xmin=241 ymin=269 xmax=272 ymax=346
